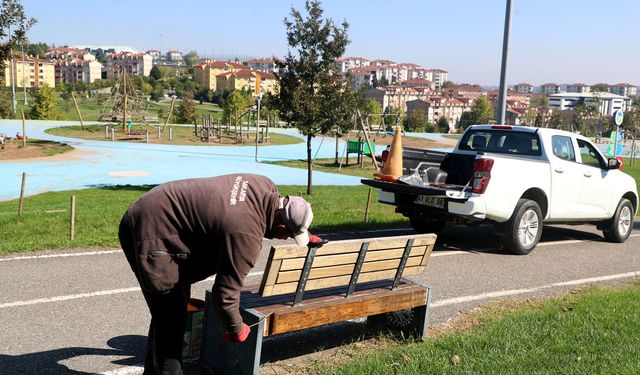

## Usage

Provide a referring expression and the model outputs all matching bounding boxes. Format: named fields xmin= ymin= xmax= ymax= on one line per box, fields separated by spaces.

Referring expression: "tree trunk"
xmin=307 ymin=133 xmax=313 ymax=195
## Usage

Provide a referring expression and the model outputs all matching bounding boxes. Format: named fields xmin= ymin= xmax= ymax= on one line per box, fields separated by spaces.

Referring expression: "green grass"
xmin=322 ymin=282 xmax=640 ymax=374
xmin=0 ymin=185 xmax=406 ymax=254
xmin=12 ymin=92 xmax=224 ymax=123
xmin=45 ymin=124 xmax=303 ymax=146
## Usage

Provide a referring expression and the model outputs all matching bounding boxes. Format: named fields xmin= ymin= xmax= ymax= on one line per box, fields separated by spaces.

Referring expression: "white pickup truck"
xmin=362 ymin=125 xmax=638 ymax=254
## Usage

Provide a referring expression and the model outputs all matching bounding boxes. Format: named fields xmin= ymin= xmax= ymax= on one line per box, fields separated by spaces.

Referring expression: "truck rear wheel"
xmin=602 ymin=198 xmax=633 ymax=243
xmin=409 ymin=217 xmax=446 ymax=234
xmin=502 ymin=199 xmax=542 ymax=255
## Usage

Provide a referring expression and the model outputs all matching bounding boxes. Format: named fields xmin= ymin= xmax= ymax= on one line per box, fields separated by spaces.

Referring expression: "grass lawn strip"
xmin=0 ymin=185 xmax=406 ymax=254
xmin=0 ymin=138 xmax=73 ymax=160
xmin=46 ymin=124 xmax=303 ymax=146
xmin=320 ymin=280 xmax=640 ymax=374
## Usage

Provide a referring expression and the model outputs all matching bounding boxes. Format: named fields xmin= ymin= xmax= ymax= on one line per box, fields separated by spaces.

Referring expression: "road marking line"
xmin=0 ymin=250 xmax=121 ymax=262
xmin=431 ymin=271 xmax=640 ymax=308
xmin=0 ymin=287 xmax=141 ymax=309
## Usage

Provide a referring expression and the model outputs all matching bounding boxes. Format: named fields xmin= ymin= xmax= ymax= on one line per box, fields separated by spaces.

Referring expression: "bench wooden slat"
xmin=276 ymin=256 xmax=424 ymax=284
xmin=279 ymin=246 xmax=428 ymax=271
xmin=271 ymin=235 xmax=436 ymax=260
xmin=262 ymin=265 xmax=425 ymax=296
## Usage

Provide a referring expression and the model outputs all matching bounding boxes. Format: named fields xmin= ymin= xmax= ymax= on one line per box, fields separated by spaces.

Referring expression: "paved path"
xmin=1 ymin=223 xmax=638 ymax=374
xmin=0 ymin=120 xmax=384 ymax=200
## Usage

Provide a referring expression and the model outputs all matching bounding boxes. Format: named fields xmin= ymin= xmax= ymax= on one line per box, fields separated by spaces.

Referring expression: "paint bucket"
xmin=183 ymin=298 xmax=206 ymax=362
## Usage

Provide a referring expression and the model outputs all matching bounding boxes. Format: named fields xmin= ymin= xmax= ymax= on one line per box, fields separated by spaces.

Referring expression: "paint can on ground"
xmin=183 ymin=298 xmax=206 ymax=362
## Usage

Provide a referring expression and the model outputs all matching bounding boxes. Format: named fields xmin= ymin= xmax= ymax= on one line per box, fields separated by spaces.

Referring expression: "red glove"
xmin=222 ymin=322 xmax=251 ymax=343
xmin=308 ymin=234 xmax=329 ymax=248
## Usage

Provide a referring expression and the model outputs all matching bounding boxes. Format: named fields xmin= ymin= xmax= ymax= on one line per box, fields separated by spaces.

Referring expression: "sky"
xmin=18 ymin=0 xmax=640 ymax=86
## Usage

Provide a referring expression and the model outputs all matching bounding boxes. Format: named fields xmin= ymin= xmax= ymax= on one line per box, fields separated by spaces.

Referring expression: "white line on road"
xmin=0 ymin=250 xmax=121 ymax=262
xmin=0 ymin=287 xmax=141 ymax=309
xmin=431 ymin=271 xmax=640 ymax=308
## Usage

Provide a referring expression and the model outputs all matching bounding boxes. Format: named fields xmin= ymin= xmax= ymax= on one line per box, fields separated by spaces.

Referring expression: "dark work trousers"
xmin=119 ymin=212 xmax=191 ymax=375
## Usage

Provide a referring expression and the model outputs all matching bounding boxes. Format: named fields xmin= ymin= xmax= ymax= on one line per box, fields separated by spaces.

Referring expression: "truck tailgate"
xmin=361 ymin=178 xmax=470 ymax=201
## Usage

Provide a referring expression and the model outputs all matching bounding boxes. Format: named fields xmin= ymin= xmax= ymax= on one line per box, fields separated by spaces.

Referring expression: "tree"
xmin=274 ymin=0 xmax=350 ymax=194
xmin=173 ymin=92 xmax=197 ymax=124
xmin=29 ymin=83 xmax=58 ymax=120
xmin=223 ymin=90 xmax=252 ymax=127
xmin=183 ymin=50 xmax=199 ymax=69
xmin=460 ymin=96 xmax=494 ymax=129
xmin=437 ymin=116 xmax=450 ymax=133
xmin=0 ymin=86 xmax=13 ymax=118
xmin=360 ymin=98 xmax=382 ymax=126
xmin=26 ymin=42 xmax=47 ymax=57
xmin=0 ymin=0 xmax=36 ymax=71
xmin=403 ymin=111 xmax=430 ymax=132
xmin=150 ymin=65 xmax=164 ymax=80
xmin=548 ymin=109 xmax=567 ymax=128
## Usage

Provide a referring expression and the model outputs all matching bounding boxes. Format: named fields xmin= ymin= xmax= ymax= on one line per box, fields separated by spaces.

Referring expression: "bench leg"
xmin=201 ymin=290 xmax=265 ymax=375
xmin=366 ymin=287 xmax=431 ymax=340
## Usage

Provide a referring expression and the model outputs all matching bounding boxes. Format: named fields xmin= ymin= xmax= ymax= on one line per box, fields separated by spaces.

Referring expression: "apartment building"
xmin=3 ymin=56 xmax=55 ymax=88
xmin=56 ymin=59 xmax=103 ymax=84
xmin=611 ymin=83 xmax=637 ymax=97
xmin=244 ymin=58 xmax=280 ymax=73
xmin=105 ymin=52 xmax=153 ymax=78
xmin=364 ymin=86 xmax=431 ymax=113
xmin=166 ymin=50 xmax=183 ymax=62
xmin=215 ymin=69 xmax=260 ymax=94
xmin=145 ymin=50 xmax=161 ymax=61
xmin=193 ymin=61 xmax=249 ymax=91
xmin=549 ymin=92 xmax=630 ymax=116
xmin=512 ymin=83 xmax=534 ymax=93
xmin=443 ymin=84 xmax=487 ymax=100
xmin=401 ymin=78 xmax=435 ymax=90
xmin=566 ymin=83 xmax=591 ymax=93
xmin=347 ymin=68 xmax=373 ymax=89
xmin=335 ymin=57 xmax=369 ymax=72
xmin=46 ymin=47 xmax=95 ymax=62
xmin=541 ymin=83 xmax=561 ymax=95
xmin=406 ymin=96 xmax=468 ymax=132
xmin=427 ymin=68 xmax=448 ymax=88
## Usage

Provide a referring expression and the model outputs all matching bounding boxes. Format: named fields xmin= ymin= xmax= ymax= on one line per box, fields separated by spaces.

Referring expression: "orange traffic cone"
xmin=375 ymin=126 xmax=403 ymax=181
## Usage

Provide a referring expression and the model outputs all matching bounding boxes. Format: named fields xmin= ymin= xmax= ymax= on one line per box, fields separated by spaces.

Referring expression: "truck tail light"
xmin=473 ymin=158 xmax=494 ymax=194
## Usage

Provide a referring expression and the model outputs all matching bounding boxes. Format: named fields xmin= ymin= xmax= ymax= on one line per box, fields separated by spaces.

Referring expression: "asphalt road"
xmin=1 ymin=222 xmax=639 ymax=374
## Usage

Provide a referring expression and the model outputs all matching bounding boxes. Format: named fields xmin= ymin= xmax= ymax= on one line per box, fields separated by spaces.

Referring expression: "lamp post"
xmin=255 ymin=92 xmax=263 ymax=162
xmin=496 ymin=0 xmax=513 ymax=125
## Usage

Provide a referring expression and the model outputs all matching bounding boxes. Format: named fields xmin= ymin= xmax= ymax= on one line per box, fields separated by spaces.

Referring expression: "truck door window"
xmin=577 ymin=139 xmax=604 ymax=168
xmin=551 ymin=135 xmax=575 ymax=161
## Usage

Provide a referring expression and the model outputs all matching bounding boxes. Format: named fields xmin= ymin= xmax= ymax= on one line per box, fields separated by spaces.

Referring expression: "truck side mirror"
xmin=607 ymin=157 xmax=621 ymax=170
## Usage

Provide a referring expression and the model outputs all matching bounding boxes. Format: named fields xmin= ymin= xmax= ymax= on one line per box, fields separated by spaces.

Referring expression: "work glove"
xmin=308 ymin=234 xmax=329 ymax=248
xmin=222 ymin=322 xmax=251 ymax=343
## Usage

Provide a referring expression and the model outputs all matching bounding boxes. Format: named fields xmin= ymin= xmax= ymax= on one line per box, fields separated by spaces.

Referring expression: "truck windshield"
xmin=458 ymin=130 xmax=542 ymax=156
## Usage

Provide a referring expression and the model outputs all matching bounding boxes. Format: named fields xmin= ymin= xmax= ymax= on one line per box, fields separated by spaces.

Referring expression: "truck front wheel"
xmin=502 ymin=199 xmax=542 ymax=255
xmin=409 ymin=217 xmax=446 ymax=234
xmin=602 ymin=198 xmax=634 ymax=243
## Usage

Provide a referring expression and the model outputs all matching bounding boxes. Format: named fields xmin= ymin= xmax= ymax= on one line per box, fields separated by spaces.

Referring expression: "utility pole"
xmin=255 ymin=92 xmax=263 ymax=162
xmin=496 ymin=0 xmax=513 ymax=125
xmin=9 ymin=26 xmax=17 ymax=114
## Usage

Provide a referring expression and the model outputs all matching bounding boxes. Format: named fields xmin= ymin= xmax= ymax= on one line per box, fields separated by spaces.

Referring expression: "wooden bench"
xmin=201 ymin=233 xmax=436 ymax=374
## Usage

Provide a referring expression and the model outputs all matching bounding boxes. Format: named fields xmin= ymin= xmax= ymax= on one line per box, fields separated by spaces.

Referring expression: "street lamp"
xmin=255 ymin=92 xmax=263 ymax=162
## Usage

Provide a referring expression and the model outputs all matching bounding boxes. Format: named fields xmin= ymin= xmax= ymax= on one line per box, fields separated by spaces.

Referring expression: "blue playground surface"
xmin=0 ymin=120 xmax=452 ymax=201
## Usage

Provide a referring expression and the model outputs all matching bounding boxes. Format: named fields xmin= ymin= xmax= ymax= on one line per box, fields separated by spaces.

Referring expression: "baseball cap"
xmin=280 ymin=196 xmax=314 ymax=246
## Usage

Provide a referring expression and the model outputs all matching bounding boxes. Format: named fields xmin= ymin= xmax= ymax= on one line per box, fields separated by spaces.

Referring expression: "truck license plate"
xmin=415 ymin=195 xmax=445 ymax=209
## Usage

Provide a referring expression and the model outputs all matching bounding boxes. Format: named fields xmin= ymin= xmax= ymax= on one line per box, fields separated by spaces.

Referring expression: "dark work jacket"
xmin=126 ymin=174 xmax=280 ymax=333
